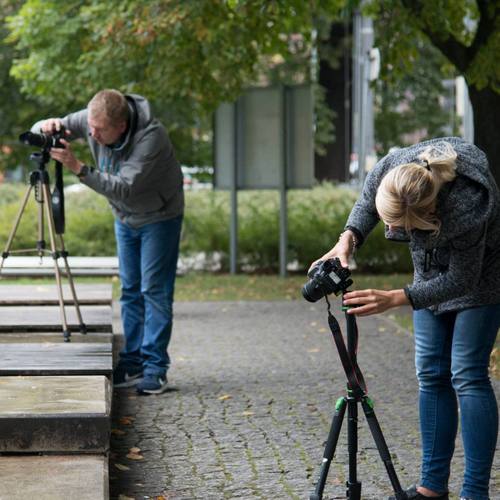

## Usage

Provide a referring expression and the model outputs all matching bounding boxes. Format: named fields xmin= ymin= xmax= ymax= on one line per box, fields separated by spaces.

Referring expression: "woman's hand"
xmin=308 ymin=230 xmax=357 ymax=273
xmin=342 ymin=288 xmax=409 ymax=316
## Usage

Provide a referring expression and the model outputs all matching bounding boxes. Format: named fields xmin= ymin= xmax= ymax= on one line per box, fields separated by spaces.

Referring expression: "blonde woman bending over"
xmin=312 ymin=138 xmax=500 ymax=500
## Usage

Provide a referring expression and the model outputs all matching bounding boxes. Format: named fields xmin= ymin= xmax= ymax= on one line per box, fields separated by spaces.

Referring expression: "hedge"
xmin=0 ymin=182 xmax=413 ymax=273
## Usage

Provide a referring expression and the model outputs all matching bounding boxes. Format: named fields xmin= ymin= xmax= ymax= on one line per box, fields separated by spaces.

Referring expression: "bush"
xmin=0 ymin=182 xmax=413 ymax=273
xmin=182 ymin=183 xmax=412 ymax=273
xmin=0 ymin=183 xmax=116 ymax=256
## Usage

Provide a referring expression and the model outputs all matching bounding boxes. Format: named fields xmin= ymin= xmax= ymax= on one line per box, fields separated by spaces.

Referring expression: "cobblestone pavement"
xmin=110 ymin=301 xmax=499 ymax=500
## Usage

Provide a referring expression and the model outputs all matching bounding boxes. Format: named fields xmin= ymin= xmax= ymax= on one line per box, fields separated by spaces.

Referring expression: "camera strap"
xmin=325 ymin=295 xmax=367 ymax=398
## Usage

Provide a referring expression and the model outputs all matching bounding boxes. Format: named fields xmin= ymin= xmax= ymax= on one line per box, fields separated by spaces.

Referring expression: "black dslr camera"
xmin=19 ymin=126 xmax=66 ymax=151
xmin=302 ymin=258 xmax=353 ymax=303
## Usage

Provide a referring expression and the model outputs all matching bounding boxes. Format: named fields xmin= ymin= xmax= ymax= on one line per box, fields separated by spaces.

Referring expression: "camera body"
xmin=19 ymin=126 xmax=66 ymax=150
xmin=302 ymin=257 xmax=353 ymax=303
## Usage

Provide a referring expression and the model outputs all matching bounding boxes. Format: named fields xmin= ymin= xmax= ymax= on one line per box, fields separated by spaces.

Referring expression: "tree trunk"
xmin=315 ymin=21 xmax=352 ymax=182
xmin=468 ymin=85 xmax=500 ymax=185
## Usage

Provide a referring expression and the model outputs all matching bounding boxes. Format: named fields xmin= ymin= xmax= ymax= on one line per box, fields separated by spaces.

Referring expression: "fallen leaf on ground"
xmin=114 ymin=463 xmax=130 ymax=471
xmin=218 ymin=394 xmax=232 ymax=401
xmin=126 ymin=453 xmax=144 ymax=460
xmin=119 ymin=416 xmax=134 ymax=425
xmin=129 ymin=447 xmax=141 ymax=454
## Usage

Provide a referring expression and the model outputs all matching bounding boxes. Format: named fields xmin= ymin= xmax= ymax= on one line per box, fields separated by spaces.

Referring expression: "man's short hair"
xmin=88 ymin=89 xmax=129 ymax=125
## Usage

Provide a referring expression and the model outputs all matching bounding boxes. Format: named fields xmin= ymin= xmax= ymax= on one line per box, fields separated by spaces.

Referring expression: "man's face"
xmin=88 ymin=112 xmax=126 ymax=146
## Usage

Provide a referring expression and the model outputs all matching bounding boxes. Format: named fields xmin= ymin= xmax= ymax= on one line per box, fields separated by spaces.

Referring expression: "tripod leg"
xmin=0 ymin=185 xmax=34 ymax=274
xmin=310 ymin=396 xmax=347 ymax=500
xmin=41 ymin=183 xmax=71 ymax=342
xmin=361 ymin=397 xmax=408 ymax=500
xmin=346 ymin=395 xmax=362 ymax=500
xmin=58 ymin=235 xmax=87 ymax=334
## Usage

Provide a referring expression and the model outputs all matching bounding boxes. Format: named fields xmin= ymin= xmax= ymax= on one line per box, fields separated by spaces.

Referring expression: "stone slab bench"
xmin=0 ymin=343 xmax=112 ymax=376
xmin=0 ymin=256 xmax=118 ymax=278
xmin=0 ymin=283 xmax=113 ymax=305
xmin=0 ymin=455 xmax=109 ymax=500
xmin=0 ymin=375 xmax=111 ymax=453
xmin=0 ymin=305 xmax=113 ymax=332
xmin=0 ymin=330 xmax=113 ymax=343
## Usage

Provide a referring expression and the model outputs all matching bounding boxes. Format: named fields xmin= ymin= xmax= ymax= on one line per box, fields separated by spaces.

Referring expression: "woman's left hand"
xmin=342 ymin=289 xmax=409 ymax=316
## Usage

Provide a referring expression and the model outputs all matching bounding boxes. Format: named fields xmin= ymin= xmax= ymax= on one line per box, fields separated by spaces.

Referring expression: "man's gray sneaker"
xmin=113 ymin=363 xmax=144 ymax=388
xmin=136 ymin=374 xmax=168 ymax=395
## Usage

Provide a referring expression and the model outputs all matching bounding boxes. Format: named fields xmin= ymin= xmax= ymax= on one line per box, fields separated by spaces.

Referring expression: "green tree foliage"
xmin=6 ymin=0 xmax=342 ymax=166
xmin=365 ymin=0 xmax=500 ymax=180
xmin=4 ymin=1 xmax=500 ymax=179
xmin=374 ymin=40 xmax=459 ymax=153
xmin=7 ymin=1 xmax=341 ymax=111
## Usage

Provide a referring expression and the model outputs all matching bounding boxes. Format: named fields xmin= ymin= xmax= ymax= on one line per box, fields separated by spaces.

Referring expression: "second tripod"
xmin=309 ymin=294 xmax=408 ymax=500
xmin=0 ymin=149 xmax=86 ymax=341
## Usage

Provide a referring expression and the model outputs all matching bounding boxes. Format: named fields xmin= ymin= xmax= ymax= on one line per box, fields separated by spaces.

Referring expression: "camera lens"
xmin=19 ymin=131 xmax=50 ymax=149
xmin=301 ymin=280 xmax=325 ymax=302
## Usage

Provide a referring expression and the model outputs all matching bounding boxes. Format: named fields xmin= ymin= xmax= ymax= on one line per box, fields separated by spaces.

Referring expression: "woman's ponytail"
xmin=418 ymin=141 xmax=457 ymax=185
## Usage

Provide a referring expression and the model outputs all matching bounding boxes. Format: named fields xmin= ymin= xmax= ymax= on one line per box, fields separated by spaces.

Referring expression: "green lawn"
xmin=0 ymin=272 xmax=414 ymax=302
xmin=174 ymin=272 xmax=414 ymax=302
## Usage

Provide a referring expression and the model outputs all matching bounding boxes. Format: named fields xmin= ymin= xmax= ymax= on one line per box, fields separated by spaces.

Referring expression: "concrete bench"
xmin=0 ymin=375 xmax=111 ymax=453
xmin=0 ymin=305 xmax=113 ymax=333
xmin=0 ymin=455 xmax=109 ymax=500
xmin=0 ymin=342 xmax=112 ymax=376
xmin=0 ymin=283 xmax=113 ymax=306
xmin=0 ymin=256 xmax=119 ymax=277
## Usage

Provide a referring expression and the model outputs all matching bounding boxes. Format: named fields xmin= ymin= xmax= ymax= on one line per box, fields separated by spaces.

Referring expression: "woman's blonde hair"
xmin=375 ymin=142 xmax=458 ymax=234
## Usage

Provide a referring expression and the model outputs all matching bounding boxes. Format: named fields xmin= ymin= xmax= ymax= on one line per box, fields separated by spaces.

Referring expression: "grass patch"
xmin=174 ymin=272 xmax=414 ymax=302
xmin=0 ymin=272 xmax=414 ymax=302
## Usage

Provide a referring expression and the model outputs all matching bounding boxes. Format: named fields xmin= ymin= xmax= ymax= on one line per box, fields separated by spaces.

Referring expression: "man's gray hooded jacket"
xmin=345 ymin=137 xmax=500 ymax=313
xmin=33 ymin=94 xmax=184 ymax=228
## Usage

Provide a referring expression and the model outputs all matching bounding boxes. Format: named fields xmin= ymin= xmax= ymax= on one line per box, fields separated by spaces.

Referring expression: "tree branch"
xmin=399 ymin=0 xmax=472 ymax=73
xmin=470 ymin=0 xmax=499 ymax=54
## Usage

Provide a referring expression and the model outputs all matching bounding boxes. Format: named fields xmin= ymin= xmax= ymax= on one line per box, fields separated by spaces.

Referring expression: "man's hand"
xmin=49 ymin=139 xmax=83 ymax=175
xmin=40 ymin=118 xmax=64 ymax=134
xmin=342 ymin=288 xmax=409 ymax=316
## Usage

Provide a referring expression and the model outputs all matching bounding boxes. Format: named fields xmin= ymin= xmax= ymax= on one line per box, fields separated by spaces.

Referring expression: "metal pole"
xmin=279 ymin=86 xmax=289 ymax=278
xmin=230 ymin=99 xmax=239 ymax=274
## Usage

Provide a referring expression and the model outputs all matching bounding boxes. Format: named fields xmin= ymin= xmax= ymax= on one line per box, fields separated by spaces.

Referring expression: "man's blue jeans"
xmin=414 ymin=304 xmax=500 ymax=500
xmin=115 ymin=216 xmax=182 ymax=378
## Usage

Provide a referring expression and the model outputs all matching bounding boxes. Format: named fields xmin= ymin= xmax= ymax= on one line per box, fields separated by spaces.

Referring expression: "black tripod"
xmin=310 ymin=293 xmax=408 ymax=500
xmin=0 ymin=149 xmax=86 ymax=342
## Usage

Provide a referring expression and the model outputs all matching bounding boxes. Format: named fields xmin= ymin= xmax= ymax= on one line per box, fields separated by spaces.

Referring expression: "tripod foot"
xmin=79 ymin=323 xmax=87 ymax=335
xmin=347 ymin=481 xmax=362 ymax=500
xmin=63 ymin=330 xmax=71 ymax=342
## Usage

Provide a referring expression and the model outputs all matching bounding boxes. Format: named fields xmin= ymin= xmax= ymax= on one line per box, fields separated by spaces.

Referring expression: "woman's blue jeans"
xmin=414 ymin=304 xmax=500 ymax=500
xmin=115 ymin=216 xmax=182 ymax=378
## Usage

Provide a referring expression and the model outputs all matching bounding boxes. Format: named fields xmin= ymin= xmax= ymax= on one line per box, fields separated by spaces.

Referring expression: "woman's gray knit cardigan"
xmin=345 ymin=137 xmax=500 ymax=313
